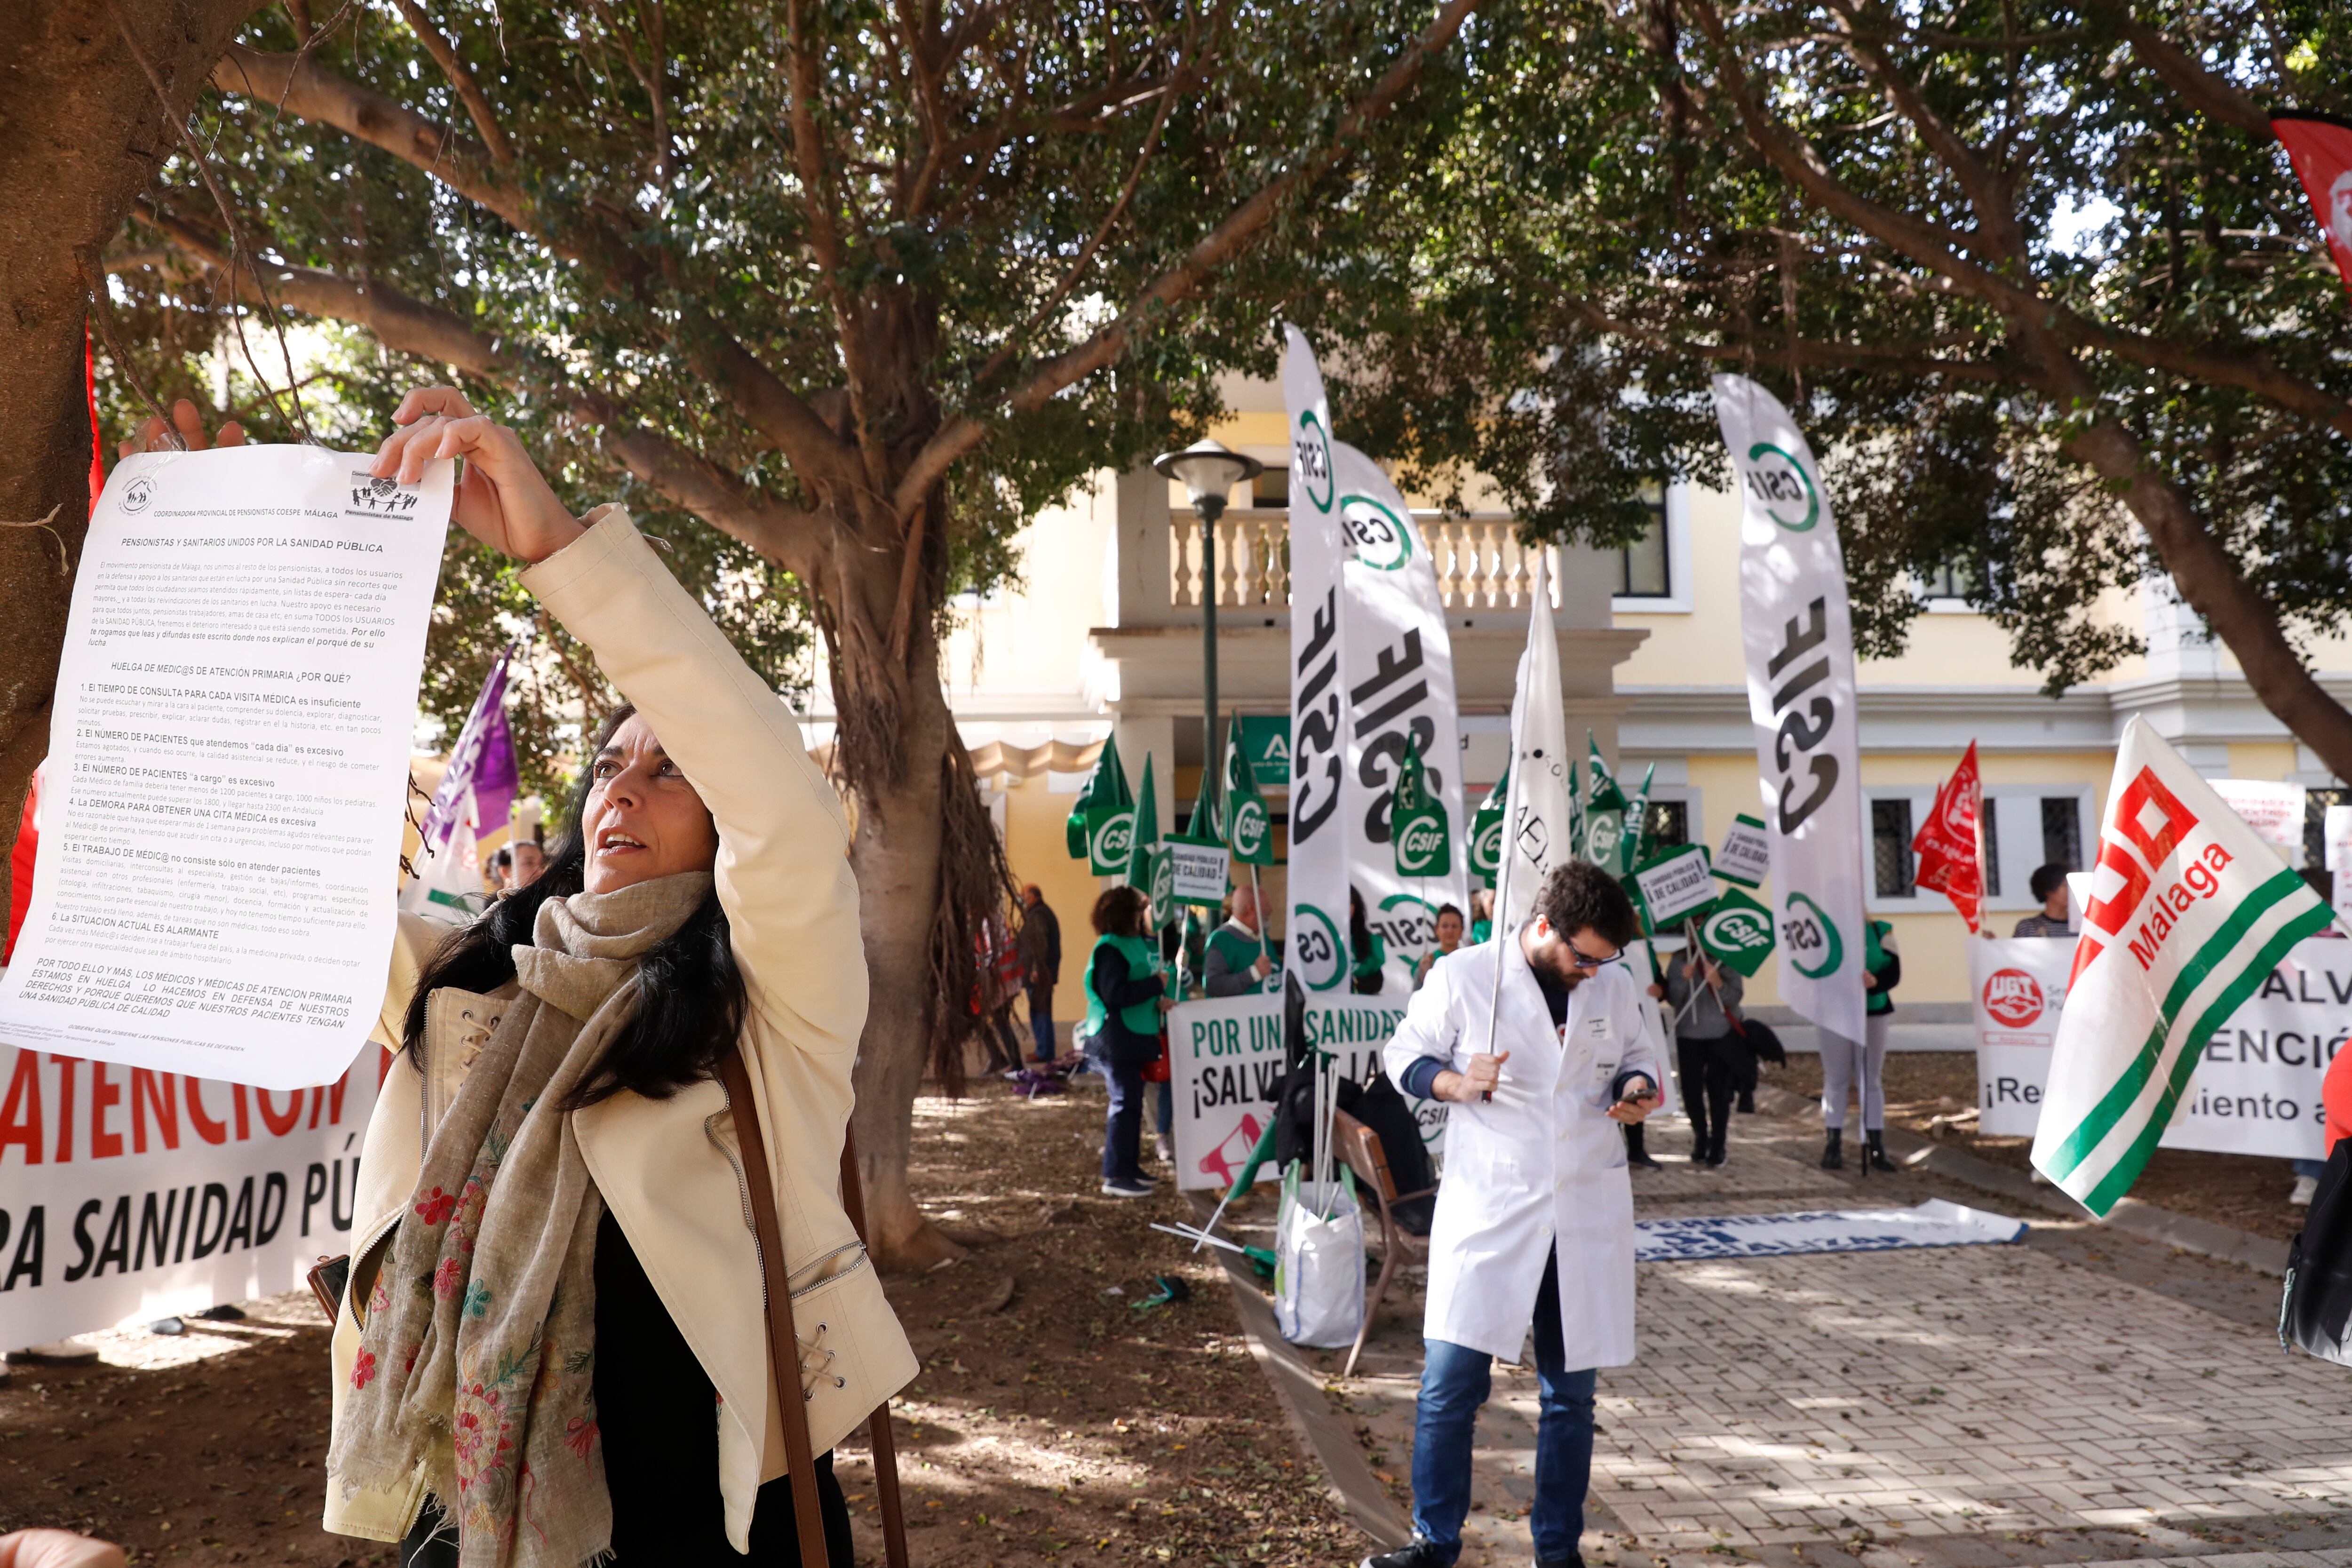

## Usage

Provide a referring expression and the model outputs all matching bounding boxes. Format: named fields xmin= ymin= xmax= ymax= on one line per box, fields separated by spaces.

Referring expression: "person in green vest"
xmin=1412 ymin=903 xmax=1466 ymax=991
xmin=1349 ymin=887 xmax=1387 ymax=995
xmin=1204 ymin=885 xmax=1276 ymax=996
xmin=1468 ymin=888 xmax=1494 ymax=946
xmin=1084 ymin=885 xmax=1173 ymax=1197
xmin=1819 ymin=919 xmax=1900 ymax=1172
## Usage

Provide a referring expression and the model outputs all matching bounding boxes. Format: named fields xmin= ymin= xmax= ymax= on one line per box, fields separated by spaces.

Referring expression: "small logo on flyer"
xmin=347 ymin=470 xmax=422 ymax=517
xmin=122 ymin=476 xmax=156 ymax=514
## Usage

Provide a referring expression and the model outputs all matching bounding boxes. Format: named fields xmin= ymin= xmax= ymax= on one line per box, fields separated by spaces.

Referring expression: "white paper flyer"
xmin=0 ymin=445 xmax=452 ymax=1090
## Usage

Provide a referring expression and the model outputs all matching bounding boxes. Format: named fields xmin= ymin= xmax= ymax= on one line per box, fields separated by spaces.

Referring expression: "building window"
xmin=1920 ymin=561 xmax=1971 ymax=600
xmin=1615 ymin=485 xmax=1671 ymax=598
xmin=1871 ymin=798 xmax=1917 ymax=897
xmin=1640 ymin=799 xmax=1687 ymax=851
xmin=2040 ymin=796 xmax=2082 ymax=876
xmin=2304 ymin=788 xmax=2345 ymax=904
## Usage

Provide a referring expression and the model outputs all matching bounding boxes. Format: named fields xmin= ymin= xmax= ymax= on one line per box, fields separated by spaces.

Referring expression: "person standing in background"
xmin=509 ymin=836 xmax=547 ymax=890
xmin=1205 ymin=884 xmax=1276 ymax=996
xmin=1351 ymin=886 xmax=1388 ymax=995
xmin=1020 ymin=883 xmax=1062 ymax=1063
xmin=1413 ymin=904 xmax=1466 ymax=991
xmin=485 ymin=845 xmax=510 ymax=895
xmin=1664 ymin=946 xmax=1745 ymax=1167
xmin=1085 ymin=886 xmax=1173 ymax=1197
xmin=1820 ymin=919 xmax=1900 ymax=1172
xmin=2012 ymin=864 xmax=2074 ymax=938
xmin=1468 ymin=888 xmax=1494 ymax=946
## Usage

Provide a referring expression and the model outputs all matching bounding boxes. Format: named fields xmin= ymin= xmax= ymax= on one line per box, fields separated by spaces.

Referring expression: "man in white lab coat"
xmin=1366 ymin=862 xmax=1660 ymax=1568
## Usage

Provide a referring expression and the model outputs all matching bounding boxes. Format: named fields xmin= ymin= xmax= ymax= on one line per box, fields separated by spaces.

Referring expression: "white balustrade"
xmin=1167 ymin=511 xmax=1552 ymax=612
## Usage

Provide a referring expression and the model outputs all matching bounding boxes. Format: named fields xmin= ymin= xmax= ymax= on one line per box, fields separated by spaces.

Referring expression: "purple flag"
xmin=420 ymin=645 xmax=519 ymax=853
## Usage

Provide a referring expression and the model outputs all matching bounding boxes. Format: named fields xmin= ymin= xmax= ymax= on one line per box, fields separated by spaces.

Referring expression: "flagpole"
xmin=1477 ymin=556 xmax=1542 ymax=1102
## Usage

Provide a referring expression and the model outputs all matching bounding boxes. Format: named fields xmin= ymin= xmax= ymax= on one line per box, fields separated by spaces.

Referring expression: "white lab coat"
xmin=1382 ymin=933 xmax=1661 ymax=1366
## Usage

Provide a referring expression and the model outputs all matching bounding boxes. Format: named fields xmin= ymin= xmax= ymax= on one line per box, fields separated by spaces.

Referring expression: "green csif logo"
xmin=1338 ymin=494 xmax=1414 ymax=571
xmin=1231 ymin=799 xmax=1268 ymax=860
xmin=1744 ymin=442 xmax=1820 ymax=533
xmin=1295 ymin=412 xmax=1335 ymax=514
xmin=1782 ymin=890 xmax=1844 ymax=979
xmin=1092 ymin=811 xmax=1135 ymax=867
xmin=1396 ymin=818 xmax=1446 ymax=874
xmin=1704 ymin=905 xmax=1772 ymax=952
xmin=1293 ymin=903 xmax=1346 ymax=992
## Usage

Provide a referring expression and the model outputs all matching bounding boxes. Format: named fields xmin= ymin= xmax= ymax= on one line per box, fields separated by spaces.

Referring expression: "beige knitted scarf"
xmin=329 ymin=872 xmax=715 ymax=1568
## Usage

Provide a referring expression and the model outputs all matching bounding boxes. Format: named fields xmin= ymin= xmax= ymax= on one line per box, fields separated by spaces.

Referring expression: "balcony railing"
xmin=1169 ymin=509 xmax=1559 ymax=613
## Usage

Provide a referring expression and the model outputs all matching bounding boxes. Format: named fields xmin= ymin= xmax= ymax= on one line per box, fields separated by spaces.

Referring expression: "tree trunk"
xmin=0 ymin=0 xmax=265 ymax=909
xmin=845 ymin=643 xmax=963 ymax=1271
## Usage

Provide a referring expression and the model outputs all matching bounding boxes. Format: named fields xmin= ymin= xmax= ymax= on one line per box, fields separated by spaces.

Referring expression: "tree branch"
xmin=212 ymin=42 xmax=533 ymax=230
xmin=389 ymin=0 xmax=518 ymax=167
xmin=891 ymin=0 xmax=1486 ymax=522
xmin=2089 ymin=0 xmax=2273 ymax=137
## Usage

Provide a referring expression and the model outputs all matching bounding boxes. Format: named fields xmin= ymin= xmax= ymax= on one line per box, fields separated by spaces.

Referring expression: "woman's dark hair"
xmin=1435 ymin=902 xmax=1464 ymax=924
xmin=1349 ymin=886 xmax=1372 ymax=959
xmin=1092 ymin=885 xmax=1147 ymax=938
xmin=400 ymin=704 xmax=747 ymax=1109
xmin=2029 ymin=862 xmax=2072 ymax=903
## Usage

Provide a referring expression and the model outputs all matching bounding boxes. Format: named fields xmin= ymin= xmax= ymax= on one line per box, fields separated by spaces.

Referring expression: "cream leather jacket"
xmin=325 ymin=509 xmax=916 ymax=1551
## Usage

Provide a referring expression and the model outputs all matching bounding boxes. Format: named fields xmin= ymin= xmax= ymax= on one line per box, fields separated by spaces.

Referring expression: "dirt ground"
xmin=0 ymin=1074 xmax=1354 ymax=1567
xmin=1772 ymin=1050 xmax=2315 ymax=1240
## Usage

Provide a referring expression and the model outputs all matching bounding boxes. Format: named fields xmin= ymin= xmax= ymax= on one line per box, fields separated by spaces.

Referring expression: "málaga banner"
xmin=1167 ymin=991 xmax=1442 ymax=1191
xmin=2031 ymin=717 xmax=2333 ymax=1213
xmin=1282 ymin=326 xmax=1467 ymax=993
xmin=0 ymin=1046 xmax=379 ymax=1346
xmin=1711 ymin=374 xmax=1867 ymax=1047
xmin=1972 ymin=935 xmax=2341 ymax=1160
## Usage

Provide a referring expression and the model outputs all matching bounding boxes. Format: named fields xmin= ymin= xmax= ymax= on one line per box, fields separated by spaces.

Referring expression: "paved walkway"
xmin=1313 ymin=1103 xmax=2352 ymax=1568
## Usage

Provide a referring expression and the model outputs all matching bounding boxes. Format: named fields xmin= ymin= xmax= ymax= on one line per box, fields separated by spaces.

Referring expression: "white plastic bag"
xmin=1274 ymin=1159 xmax=1365 ymax=1348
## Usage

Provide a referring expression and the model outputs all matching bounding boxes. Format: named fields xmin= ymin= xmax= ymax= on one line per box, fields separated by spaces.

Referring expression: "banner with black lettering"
xmin=1711 ymin=374 xmax=1867 ymax=1047
xmin=0 ymin=1046 xmax=377 ymax=1346
xmin=1971 ymin=936 xmax=2341 ymax=1159
xmin=1282 ymin=326 xmax=1466 ymax=997
xmin=1168 ymin=992 xmax=1444 ymax=1191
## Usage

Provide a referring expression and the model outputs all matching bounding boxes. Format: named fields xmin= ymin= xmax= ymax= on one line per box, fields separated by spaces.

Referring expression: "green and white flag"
xmin=1467 ymin=763 xmax=1508 ymax=888
xmin=1128 ymin=755 xmax=1173 ymax=926
xmin=1223 ymin=716 xmax=1274 ymax=868
xmin=1622 ymin=763 xmax=1657 ymax=868
xmin=1696 ymin=887 xmax=1777 ymax=977
xmin=1392 ymin=735 xmax=1452 ymax=878
xmin=1583 ymin=734 xmax=1630 ymax=874
xmin=2031 ymin=716 xmax=2332 ymax=1215
xmin=1069 ymin=735 xmax=1136 ymax=876
xmin=1714 ymin=813 xmax=1772 ymax=888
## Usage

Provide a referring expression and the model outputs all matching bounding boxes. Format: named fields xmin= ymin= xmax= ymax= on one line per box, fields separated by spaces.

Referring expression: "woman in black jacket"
xmin=1084 ymin=886 xmax=1172 ymax=1197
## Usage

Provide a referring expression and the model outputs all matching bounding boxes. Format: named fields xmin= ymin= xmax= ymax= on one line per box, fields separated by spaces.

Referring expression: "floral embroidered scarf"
xmin=329 ymin=872 xmax=714 ymax=1568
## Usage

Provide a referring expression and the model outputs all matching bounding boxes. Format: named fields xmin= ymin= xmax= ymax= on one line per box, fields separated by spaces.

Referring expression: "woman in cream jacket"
xmin=314 ymin=389 xmax=913 ymax=1566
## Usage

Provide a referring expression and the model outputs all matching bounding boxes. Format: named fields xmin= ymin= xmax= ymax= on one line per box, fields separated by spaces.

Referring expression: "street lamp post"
xmin=1153 ymin=441 xmax=1263 ymax=828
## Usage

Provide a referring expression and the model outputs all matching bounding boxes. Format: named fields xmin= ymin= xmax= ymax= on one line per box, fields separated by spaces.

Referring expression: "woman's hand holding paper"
xmin=373 ymin=386 xmax=584 ymax=564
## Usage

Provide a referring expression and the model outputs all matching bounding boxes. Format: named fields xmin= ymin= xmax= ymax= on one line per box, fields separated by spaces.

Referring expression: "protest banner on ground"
xmin=1168 ymin=991 xmax=1443 ymax=1192
xmin=1971 ymin=935 xmax=2342 ymax=1159
xmin=0 ymin=447 xmax=453 ymax=1091
xmin=0 ymin=1045 xmax=381 ymax=1347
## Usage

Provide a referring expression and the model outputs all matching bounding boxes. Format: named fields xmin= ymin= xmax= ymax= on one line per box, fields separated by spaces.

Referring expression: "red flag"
xmin=5 ymin=766 xmax=40 ymax=965
xmin=86 ymin=321 xmax=105 ymax=508
xmin=2274 ymin=112 xmax=2352 ymax=304
xmin=1912 ymin=740 xmax=1985 ymax=932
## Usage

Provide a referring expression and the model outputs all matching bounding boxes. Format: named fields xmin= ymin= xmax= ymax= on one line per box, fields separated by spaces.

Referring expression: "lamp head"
xmin=1153 ymin=440 xmax=1265 ymax=519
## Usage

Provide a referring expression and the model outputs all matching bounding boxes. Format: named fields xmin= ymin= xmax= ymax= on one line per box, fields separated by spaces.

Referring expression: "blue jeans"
xmin=1102 ymin=1056 xmax=1146 ymax=1183
xmin=1027 ymin=987 xmax=1056 ymax=1060
xmin=1411 ymin=1249 xmax=1596 ymax=1566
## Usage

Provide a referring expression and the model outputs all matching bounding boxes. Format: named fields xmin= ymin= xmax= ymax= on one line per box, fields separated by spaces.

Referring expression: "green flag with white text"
xmin=1069 ymin=735 xmax=1136 ymax=876
xmin=1392 ymin=735 xmax=1451 ymax=878
xmin=1224 ymin=716 xmax=1274 ymax=868
xmin=1467 ymin=763 xmax=1508 ymax=888
xmin=1696 ymin=886 xmax=1777 ymax=977
xmin=1128 ymin=756 xmax=1173 ymax=926
xmin=1583 ymin=733 xmax=1630 ymax=874
xmin=1623 ymin=762 xmax=1657 ymax=868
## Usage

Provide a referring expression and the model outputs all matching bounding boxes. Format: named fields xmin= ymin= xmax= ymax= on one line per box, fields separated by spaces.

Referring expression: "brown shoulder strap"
xmin=717 ymin=1049 xmax=832 ymax=1568
xmin=835 ymin=1132 xmax=911 ymax=1568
